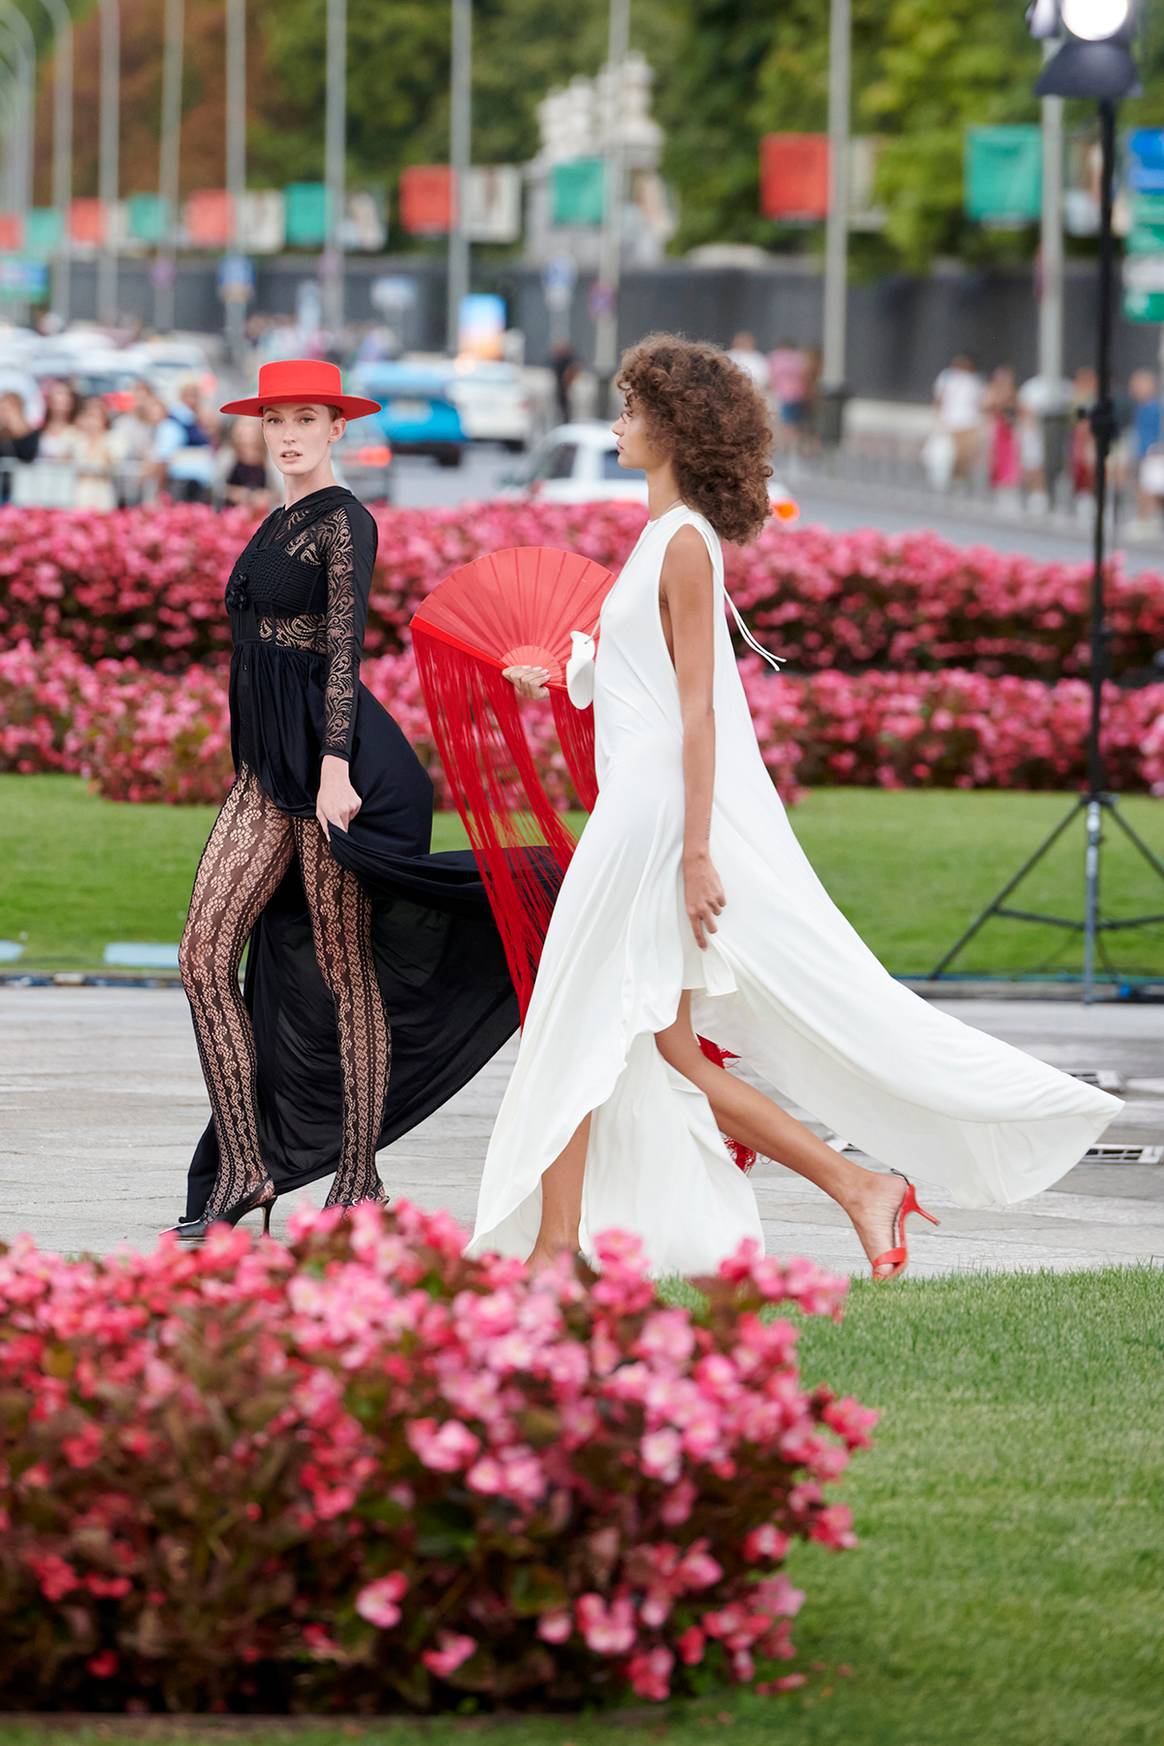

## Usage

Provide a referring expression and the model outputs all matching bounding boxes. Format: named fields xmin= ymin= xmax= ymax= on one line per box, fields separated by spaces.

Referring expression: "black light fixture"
xmin=932 ymin=2 xmax=1164 ymax=1001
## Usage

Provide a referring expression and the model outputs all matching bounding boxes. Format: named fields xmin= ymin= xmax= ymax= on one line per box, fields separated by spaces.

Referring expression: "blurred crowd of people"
xmin=726 ymin=333 xmax=824 ymax=452
xmin=0 ymin=375 xmax=275 ymax=513
xmin=926 ymin=351 xmax=1164 ymax=529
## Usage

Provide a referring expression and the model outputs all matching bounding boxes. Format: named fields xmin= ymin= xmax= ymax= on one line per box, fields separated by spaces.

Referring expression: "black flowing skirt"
xmin=183 ymin=643 xmax=521 ymax=1220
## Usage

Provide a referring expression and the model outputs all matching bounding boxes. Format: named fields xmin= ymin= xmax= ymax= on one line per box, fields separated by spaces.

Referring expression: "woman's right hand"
xmin=502 ymin=663 xmax=551 ymax=701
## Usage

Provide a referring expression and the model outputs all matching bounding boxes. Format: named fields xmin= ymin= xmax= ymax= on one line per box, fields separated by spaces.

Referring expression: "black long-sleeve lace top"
xmin=224 ymin=484 xmax=380 ymax=816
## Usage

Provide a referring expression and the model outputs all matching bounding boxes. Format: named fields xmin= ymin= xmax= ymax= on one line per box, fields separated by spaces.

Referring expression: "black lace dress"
xmin=183 ymin=484 xmax=519 ymax=1219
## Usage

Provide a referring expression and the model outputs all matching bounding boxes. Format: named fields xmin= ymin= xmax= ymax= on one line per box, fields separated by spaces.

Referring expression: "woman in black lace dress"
xmin=173 ymin=360 xmax=518 ymax=1243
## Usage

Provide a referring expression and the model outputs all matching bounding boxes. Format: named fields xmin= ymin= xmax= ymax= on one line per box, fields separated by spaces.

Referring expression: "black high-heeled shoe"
xmin=176 ymin=1177 xmax=277 ymax=1246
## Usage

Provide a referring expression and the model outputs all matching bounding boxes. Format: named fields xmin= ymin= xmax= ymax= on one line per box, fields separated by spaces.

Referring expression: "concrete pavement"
xmin=2 ymin=985 xmax=1161 ymax=1276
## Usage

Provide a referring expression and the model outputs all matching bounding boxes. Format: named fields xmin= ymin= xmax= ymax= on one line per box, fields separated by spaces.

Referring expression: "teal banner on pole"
xmin=550 ymin=158 xmax=605 ymax=226
xmin=128 ymin=194 xmax=169 ymax=244
xmin=24 ymin=208 xmax=62 ymax=256
xmin=964 ymin=126 xmax=1042 ymax=225
xmin=285 ymin=182 xmax=329 ymax=247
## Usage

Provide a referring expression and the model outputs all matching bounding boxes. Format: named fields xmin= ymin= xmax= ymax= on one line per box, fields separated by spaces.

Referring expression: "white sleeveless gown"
xmin=466 ymin=504 xmax=1123 ymax=1274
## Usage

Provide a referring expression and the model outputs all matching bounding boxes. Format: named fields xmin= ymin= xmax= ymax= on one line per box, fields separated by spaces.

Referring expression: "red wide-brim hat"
xmin=220 ymin=358 xmax=381 ymax=420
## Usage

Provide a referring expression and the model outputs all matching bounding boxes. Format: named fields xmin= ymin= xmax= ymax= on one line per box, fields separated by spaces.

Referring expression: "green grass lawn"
xmin=0 ymin=1269 xmax=1158 ymax=1746
xmin=3 ymin=774 xmax=1164 ymax=978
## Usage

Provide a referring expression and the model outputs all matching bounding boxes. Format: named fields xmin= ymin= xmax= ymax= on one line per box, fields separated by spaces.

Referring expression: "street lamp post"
xmin=593 ymin=0 xmax=629 ymax=398
xmin=323 ymin=0 xmax=346 ymax=341
xmin=155 ymin=0 xmax=183 ymax=334
xmin=0 ymin=61 xmax=26 ymax=217
xmin=224 ymin=0 xmax=247 ymax=363
xmin=97 ymin=0 xmax=119 ymax=325
xmin=0 ymin=15 xmax=32 ymax=325
xmin=820 ymin=0 xmax=851 ymax=444
xmin=446 ymin=0 xmax=471 ymax=355
xmin=0 ymin=3 xmax=36 ymax=218
xmin=29 ymin=0 xmax=74 ymax=323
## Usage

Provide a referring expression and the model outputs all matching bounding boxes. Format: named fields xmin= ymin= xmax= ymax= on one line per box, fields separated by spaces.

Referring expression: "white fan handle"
xmin=565 ymin=630 xmax=596 ymax=709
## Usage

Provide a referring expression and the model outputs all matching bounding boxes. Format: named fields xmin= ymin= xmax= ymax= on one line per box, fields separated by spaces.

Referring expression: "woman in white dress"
xmin=467 ymin=335 xmax=1122 ymax=1279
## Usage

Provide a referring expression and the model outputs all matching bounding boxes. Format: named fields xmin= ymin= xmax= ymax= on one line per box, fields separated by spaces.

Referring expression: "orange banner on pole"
xmin=760 ymin=134 xmax=830 ymax=221
xmin=0 ymin=213 xmax=23 ymax=250
xmin=400 ymin=165 xmax=454 ymax=235
xmin=185 ymin=189 xmax=234 ymax=247
xmin=69 ymin=199 xmax=106 ymax=245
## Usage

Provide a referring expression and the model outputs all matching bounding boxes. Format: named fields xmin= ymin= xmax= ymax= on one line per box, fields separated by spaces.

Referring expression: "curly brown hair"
xmin=615 ymin=333 xmax=773 ymax=544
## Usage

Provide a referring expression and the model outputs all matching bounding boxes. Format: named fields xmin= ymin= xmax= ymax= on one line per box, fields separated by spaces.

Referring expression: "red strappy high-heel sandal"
xmin=870 ymin=1167 xmax=940 ymax=1280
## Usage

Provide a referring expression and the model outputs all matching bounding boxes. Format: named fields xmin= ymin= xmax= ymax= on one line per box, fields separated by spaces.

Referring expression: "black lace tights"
xmin=178 ymin=762 xmax=391 ymax=1218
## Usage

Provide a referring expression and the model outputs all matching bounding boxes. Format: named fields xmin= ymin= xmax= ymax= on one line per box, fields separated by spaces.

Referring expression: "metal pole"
xmin=822 ymin=0 xmax=850 ymax=392
xmin=155 ymin=0 xmax=183 ymax=333
xmin=0 ymin=55 xmax=24 ymax=220
xmin=593 ymin=0 xmax=629 ymax=391
xmin=224 ymin=0 xmax=246 ymax=364
xmin=0 ymin=4 xmax=35 ymax=218
xmin=323 ymin=0 xmax=346 ymax=340
xmin=0 ymin=78 xmax=14 ymax=209
xmin=97 ymin=0 xmax=119 ymax=325
xmin=1038 ymin=46 xmax=1064 ymax=389
xmin=30 ymin=0 xmax=74 ymax=323
xmin=1081 ymin=98 xmax=1117 ymax=1002
xmin=446 ymin=0 xmax=471 ymax=354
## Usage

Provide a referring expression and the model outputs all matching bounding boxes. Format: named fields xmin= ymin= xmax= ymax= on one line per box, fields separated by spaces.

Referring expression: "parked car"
xmin=348 ymin=362 xmax=467 ymax=468
xmin=25 ymin=347 xmax=142 ymax=414
xmin=125 ymin=337 xmax=218 ymax=402
xmin=333 ymin=426 xmax=394 ymax=504
xmin=503 ymin=421 xmax=800 ymax=520
xmin=446 ymin=360 xmax=538 ymax=451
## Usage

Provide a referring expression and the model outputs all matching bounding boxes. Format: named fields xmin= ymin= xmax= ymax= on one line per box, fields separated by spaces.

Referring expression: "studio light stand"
xmin=932 ymin=5 xmax=1164 ymax=1002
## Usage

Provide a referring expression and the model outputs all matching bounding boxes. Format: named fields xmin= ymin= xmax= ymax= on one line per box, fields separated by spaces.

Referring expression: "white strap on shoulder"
xmin=724 ymin=587 xmax=787 ymax=672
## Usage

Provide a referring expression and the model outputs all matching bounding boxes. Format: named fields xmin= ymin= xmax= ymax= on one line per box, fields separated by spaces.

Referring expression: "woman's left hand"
xmin=317 ymin=754 xmax=363 ymax=842
xmin=684 ymin=847 xmax=726 ymax=949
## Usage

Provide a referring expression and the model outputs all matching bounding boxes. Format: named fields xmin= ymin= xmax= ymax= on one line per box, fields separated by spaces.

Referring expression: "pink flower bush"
xmin=6 ymin=638 xmax=1164 ymax=806
xmin=2 ymin=501 xmax=1162 ymax=679
xmin=0 ymin=1202 xmax=870 ymax=1714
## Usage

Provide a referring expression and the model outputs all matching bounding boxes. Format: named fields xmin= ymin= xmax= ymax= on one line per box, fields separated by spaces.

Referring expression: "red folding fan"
xmin=410 ymin=544 xmax=757 ymax=1174
xmin=410 ymin=546 xmax=616 ymax=1017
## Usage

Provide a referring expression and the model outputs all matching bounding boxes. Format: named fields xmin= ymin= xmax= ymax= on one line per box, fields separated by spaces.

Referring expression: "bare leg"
xmin=178 ymin=764 xmax=296 ymax=1219
xmin=294 ymin=816 xmax=392 ymax=1210
xmin=526 ymin=1112 xmax=592 ymax=1271
xmin=656 ymin=993 xmax=910 ymax=1277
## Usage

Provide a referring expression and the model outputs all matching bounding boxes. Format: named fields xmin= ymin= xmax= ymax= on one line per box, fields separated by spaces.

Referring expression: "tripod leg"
xmin=929 ymin=796 xmax=1085 ymax=978
xmin=1083 ymin=799 xmax=1102 ymax=1001
xmin=1106 ymin=797 xmax=1164 ymax=882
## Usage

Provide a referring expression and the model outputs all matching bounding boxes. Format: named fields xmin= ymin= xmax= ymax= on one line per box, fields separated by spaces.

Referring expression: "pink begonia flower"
xmin=86 ymin=1651 xmax=119 ymax=1679
xmin=754 ymin=1573 xmax=806 ymax=1618
xmin=355 ymin=1572 xmax=409 ymax=1629
xmin=537 ymin=1609 xmax=573 ymax=1644
xmin=677 ymin=1543 xmax=723 ymax=1591
xmin=575 ymin=1592 xmax=637 ymax=1655
xmin=677 ymin=1624 xmax=706 ymax=1665
xmin=25 ymin=1552 xmax=78 ymax=1602
xmin=823 ymin=1394 xmax=880 ymax=1449
xmin=405 ymin=1416 xmax=481 ymax=1472
xmin=422 ymin=1631 xmax=477 ymax=1677
xmin=627 ymin=1644 xmax=674 ymax=1701
xmin=640 ymin=1426 xmax=683 ymax=1482
xmin=61 ymin=1422 xmax=103 ymax=1469
xmin=810 ymin=1503 xmax=858 ymax=1549
xmin=465 ymin=1454 xmax=505 ymax=1495
xmin=660 ymin=1476 xmax=697 ymax=1525
xmin=743 ymin=1523 xmax=791 ymax=1563
xmin=636 ymin=1309 xmax=697 ymax=1368
xmin=302 ymin=1623 xmax=343 ymax=1659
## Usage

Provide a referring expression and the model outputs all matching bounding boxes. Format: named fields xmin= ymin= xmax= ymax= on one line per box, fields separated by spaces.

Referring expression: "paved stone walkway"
xmin=2 ymin=986 xmax=1162 ymax=1275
